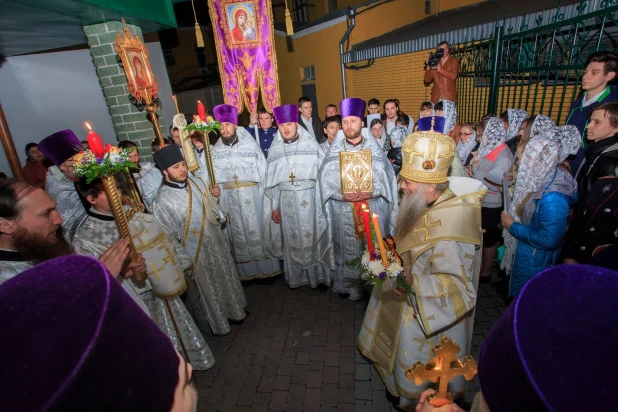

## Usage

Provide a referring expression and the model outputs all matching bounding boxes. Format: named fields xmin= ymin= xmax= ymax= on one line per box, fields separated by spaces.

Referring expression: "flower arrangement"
xmin=347 ymin=249 xmax=414 ymax=295
xmin=73 ymin=145 xmax=137 ymax=183
xmin=186 ymin=115 xmax=221 ymax=134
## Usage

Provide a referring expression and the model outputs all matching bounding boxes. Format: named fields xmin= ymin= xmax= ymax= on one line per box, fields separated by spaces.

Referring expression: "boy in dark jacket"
xmin=567 ymin=51 xmax=618 ymax=173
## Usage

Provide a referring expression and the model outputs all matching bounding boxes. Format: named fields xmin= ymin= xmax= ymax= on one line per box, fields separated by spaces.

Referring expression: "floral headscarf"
xmin=438 ymin=100 xmax=457 ymax=134
xmin=389 ymin=125 xmax=408 ymax=149
xmin=554 ymin=125 xmax=582 ymax=162
xmin=505 ymin=109 xmax=528 ymax=141
xmin=478 ymin=117 xmax=507 ymax=159
xmin=456 ymin=131 xmax=478 ymax=164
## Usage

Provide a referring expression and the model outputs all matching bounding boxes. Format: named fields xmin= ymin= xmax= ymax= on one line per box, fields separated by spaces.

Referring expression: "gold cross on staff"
xmin=405 ymin=337 xmax=478 ymax=407
xmin=427 ymin=282 xmax=448 ymax=307
xmin=413 ymin=214 xmax=441 ymax=241
xmin=289 ymin=172 xmax=296 ymax=184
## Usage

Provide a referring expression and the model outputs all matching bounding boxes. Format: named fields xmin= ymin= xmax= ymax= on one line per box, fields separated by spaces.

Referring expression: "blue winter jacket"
xmin=567 ymin=85 xmax=618 ymax=173
xmin=508 ymin=168 xmax=578 ymax=297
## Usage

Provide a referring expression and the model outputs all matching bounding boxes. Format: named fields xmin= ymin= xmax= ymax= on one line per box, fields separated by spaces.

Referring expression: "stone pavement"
xmin=195 ymin=276 xmax=508 ymax=412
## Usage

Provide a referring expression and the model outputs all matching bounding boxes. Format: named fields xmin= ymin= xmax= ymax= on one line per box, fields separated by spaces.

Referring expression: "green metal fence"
xmin=454 ymin=0 xmax=618 ymax=124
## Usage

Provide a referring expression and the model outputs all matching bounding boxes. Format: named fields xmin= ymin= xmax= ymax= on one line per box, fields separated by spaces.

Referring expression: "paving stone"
xmin=355 ymin=381 xmax=373 ymax=400
xmin=307 ymin=370 xmax=323 ymax=388
xmin=303 ymin=388 xmax=321 ymax=412
xmin=338 ymin=387 xmax=355 ymax=404
xmin=308 ymin=361 xmax=324 ymax=372
xmin=253 ymin=392 xmax=271 ymax=405
xmin=371 ymin=375 xmax=386 ymax=391
xmin=339 ymin=373 xmax=355 ymax=389
xmin=321 ymin=383 xmax=339 ymax=406
xmin=323 ymin=366 xmax=339 ymax=384
xmin=206 ymin=383 xmax=226 ymax=404
xmin=257 ymin=375 xmax=274 ymax=393
xmin=296 ymin=351 xmax=311 ymax=365
xmin=245 ymin=366 xmax=263 ymax=387
xmin=270 ymin=390 xmax=289 ymax=410
xmin=355 ymin=400 xmax=373 ymax=412
xmin=324 ymin=351 xmax=340 ymax=367
xmin=320 ymin=407 xmax=337 ymax=412
xmin=275 ymin=376 xmax=292 ymax=391
xmin=279 ymin=360 xmax=295 ymax=376
xmin=250 ymin=404 xmax=268 ymax=412
xmin=291 ymin=364 xmax=309 ymax=385
xmin=288 ymin=384 xmax=306 ymax=404
xmin=286 ymin=404 xmax=303 ymax=412
xmin=337 ymin=405 xmax=355 ymax=412
xmin=233 ymin=406 xmax=252 ymax=412
xmin=372 ymin=389 xmax=392 ymax=412
xmin=339 ymin=357 xmax=355 ymax=374
xmin=237 ymin=386 xmax=257 ymax=406
xmin=355 ymin=364 xmax=371 ymax=381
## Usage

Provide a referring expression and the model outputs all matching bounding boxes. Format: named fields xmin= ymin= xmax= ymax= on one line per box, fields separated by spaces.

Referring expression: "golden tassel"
xmin=195 ymin=22 xmax=204 ymax=47
xmin=284 ymin=0 xmax=294 ymax=35
xmin=191 ymin=0 xmax=204 ymax=47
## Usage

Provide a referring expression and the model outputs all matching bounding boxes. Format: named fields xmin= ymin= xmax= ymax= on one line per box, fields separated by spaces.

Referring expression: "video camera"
xmin=427 ymin=47 xmax=445 ymax=68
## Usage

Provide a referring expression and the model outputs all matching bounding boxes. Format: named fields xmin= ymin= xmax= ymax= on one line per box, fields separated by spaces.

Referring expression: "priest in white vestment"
xmin=318 ymin=98 xmax=399 ymax=300
xmin=357 ymin=116 xmax=487 ymax=410
xmin=72 ymin=177 xmax=215 ymax=370
xmin=151 ymin=145 xmax=247 ymax=336
xmin=263 ymin=104 xmax=333 ymax=289
xmin=211 ymin=104 xmax=281 ymax=280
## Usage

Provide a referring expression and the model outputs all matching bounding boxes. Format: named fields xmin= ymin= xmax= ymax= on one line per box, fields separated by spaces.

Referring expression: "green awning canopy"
xmin=0 ymin=0 xmax=177 ymax=56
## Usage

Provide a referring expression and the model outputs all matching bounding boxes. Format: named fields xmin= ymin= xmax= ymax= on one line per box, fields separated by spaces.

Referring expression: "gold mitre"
xmin=400 ymin=116 xmax=455 ymax=184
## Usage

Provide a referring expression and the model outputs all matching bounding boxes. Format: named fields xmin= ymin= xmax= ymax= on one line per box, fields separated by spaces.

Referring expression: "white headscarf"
xmin=389 ymin=125 xmax=408 ymax=149
xmin=478 ymin=117 xmax=507 ymax=159
xmin=456 ymin=131 xmax=478 ymax=164
xmin=438 ymin=100 xmax=457 ymax=134
xmin=505 ymin=109 xmax=528 ymax=141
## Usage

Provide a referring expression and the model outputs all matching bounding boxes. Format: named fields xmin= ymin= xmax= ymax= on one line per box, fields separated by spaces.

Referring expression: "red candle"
xmin=362 ymin=204 xmax=375 ymax=256
xmin=197 ymin=100 xmax=207 ymax=122
xmin=85 ymin=122 xmax=104 ymax=157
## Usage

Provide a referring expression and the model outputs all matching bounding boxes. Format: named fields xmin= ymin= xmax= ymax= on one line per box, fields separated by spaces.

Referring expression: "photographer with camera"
xmin=424 ymin=41 xmax=459 ymax=104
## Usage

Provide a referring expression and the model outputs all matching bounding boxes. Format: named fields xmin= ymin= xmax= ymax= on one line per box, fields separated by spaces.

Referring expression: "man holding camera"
xmin=424 ymin=41 xmax=459 ymax=104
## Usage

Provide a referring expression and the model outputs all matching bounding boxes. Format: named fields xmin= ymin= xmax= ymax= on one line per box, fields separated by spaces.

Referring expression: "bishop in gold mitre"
xmin=357 ymin=116 xmax=488 ymax=411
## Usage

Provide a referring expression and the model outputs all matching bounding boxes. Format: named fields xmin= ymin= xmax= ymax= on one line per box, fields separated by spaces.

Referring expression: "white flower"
xmin=107 ymin=153 xmax=122 ymax=164
xmin=386 ymin=262 xmax=403 ymax=278
xmin=368 ymin=260 xmax=384 ymax=276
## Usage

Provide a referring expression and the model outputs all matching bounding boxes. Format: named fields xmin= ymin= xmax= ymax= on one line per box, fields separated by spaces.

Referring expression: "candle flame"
xmin=372 ymin=213 xmax=378 ymax=218
xmin=361 ymin=204 xmax=367 ymax=211
xmin=85 ymin=122 xmax=92 ymax=131
xmin=197 ymin=100 xmax=201 ymax=104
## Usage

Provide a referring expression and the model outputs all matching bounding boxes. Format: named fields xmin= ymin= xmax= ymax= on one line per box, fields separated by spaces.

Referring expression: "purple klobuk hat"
xmin=0 ymin=255 xmax=179 ymax=411
xmin=38 ymin=129 xmax=81 ymax=166
xmin=340 ymin=98 xmax=366 ymax=120
xmin=273 ymin=105 xmax=298 ymax=125
xmin=417 ymin=116 xmax=446 ymax=134
xmin=479 ymin=264 xmax=618 ymax=411
xmin=213 ymin=104 xmax=239 ymax=125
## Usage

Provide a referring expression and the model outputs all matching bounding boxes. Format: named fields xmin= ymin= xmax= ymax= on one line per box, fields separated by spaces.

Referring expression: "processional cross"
xmin=405 ymin=337 xmax=477 ymax=407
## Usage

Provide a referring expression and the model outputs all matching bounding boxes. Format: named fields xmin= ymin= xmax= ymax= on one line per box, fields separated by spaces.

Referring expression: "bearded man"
xmin=38 ymin=130 xmax=89 ymax=243
xmin=357 ymin=116 xmax=487 ymax=410
xmin=263 ymin=104 xmax=333 ymax=289
xmin=211 ymin=104 xmax=281 ymax=280
xmin=318 ymin=98 xmax=399 ymax=300
xmin=151 ymin=144 xmax=247 ymax=336
xmin=0 ymin=179 xmax=143 ymax=283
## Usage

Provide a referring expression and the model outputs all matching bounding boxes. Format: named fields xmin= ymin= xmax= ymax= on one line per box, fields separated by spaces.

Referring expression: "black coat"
xmin=576 ymin=134 xmax=618 ymax=198
xmin=299 ymin=115 xmax=325 ymax=143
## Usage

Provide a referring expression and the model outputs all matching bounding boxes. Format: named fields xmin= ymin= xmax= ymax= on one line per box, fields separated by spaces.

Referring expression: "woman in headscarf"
xmin=500 ymin=109 xmax=528 ymax=154
xmin=472 ymin=116 xmax=514 ymax=282
xmin=500 ymin=124 xmax=579 ymax=298
xmin=370 ymin=118 xmax=390 ymax=154
xmin=434 ymin=100 xmax=459 ymax=142
xmin=386 ymin=125 xmax=408 ymax=176
xmin=456 ymin=122 xmax=479 ymax=167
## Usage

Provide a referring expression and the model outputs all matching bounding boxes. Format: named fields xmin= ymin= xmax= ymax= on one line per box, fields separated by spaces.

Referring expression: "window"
xmin=163 ymin=48 xmax=176 ymax=67
xmin=302 ymin=65 xmax=315 ymax=81
xmin=329 ymin=0 xmax=337 ymax=12
xmin=293 ymin=0 xmax=309 ymax=23
xmin=425 ymin=0 xmax=431 ymax=14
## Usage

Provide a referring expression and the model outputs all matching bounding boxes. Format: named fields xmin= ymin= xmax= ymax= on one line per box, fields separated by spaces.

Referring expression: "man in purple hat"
xmin=210 ymin=104 xmax=282 ymax=280
xmin=318 ymin=98 xmax=399 ymax=300
xmin=38 ymin=129 xmax=89 ymax=243
xmin=263 ymin=104 xmax=333 ymax=290
xmin=0 ymin=255 xmax=198 ymax=411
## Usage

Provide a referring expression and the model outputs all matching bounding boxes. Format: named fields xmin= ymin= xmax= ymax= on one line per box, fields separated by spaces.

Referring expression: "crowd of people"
xmin=1 ymin=50 xmax=618 ymax=410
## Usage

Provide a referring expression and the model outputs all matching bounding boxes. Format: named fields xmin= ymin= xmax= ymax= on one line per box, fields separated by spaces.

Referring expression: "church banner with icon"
xmin=208 ymin=0 xmax=281 ymax=113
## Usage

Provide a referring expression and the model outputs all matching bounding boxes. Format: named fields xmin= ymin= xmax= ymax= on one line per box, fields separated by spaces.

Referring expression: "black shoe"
xmin=318 ymin=284 xmax=328 ymax=293
xmin=479 ymin=275 xmax=491 ymax=283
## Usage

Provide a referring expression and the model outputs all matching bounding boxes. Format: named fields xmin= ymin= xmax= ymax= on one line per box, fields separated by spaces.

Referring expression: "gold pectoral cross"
xmin=289 ymin=172 xmax=296 ymax=184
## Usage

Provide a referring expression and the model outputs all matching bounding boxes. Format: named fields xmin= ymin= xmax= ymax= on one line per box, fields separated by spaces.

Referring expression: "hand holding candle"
xmin=371 ymin=213 xmax=389 ymax=267
xmin=361 ymin=204 xmax=374 ymax=256
xmin=85 ymin=122 xmax=104 ymax=157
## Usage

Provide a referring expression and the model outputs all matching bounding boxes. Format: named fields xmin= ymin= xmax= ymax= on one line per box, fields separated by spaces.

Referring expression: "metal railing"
xmin=454 ymin=0 xmax=618 ymax=124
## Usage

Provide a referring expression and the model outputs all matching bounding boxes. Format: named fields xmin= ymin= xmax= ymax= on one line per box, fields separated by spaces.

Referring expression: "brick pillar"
xmin=84 ymin=21 xmax=166 ymax=160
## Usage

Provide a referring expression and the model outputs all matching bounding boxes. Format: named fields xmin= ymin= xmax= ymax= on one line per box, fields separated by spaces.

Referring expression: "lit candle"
xmin=172 ymin=95 xmax=180 ymax=114
xmin=372 ymin=213 xmax=389 ymax=267
xmin=85 ymin=122 xmax=105 ymax=157
xmin=197 ymin=100 xmax=207 ymax=122
xmin=361 ymin=204 xmax=374 ymax=256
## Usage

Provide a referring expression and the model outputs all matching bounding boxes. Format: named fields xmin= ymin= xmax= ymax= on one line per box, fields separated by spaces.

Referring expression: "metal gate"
xmin=455 ymin=0 xmax=618 ymax=124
